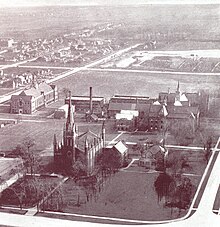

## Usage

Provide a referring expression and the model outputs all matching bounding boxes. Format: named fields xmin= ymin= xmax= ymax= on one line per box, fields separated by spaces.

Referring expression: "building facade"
xmin=65 ymin=96 xmax=105 ymax=116
xmin=54 ymin=93 xmax=105 ymax=176
xmin=10 ymin=82 xmax=58 ymax=114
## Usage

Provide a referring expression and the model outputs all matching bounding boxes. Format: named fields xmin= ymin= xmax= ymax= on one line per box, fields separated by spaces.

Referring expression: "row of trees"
xmin=154 ymin=153 xmax=195 ymax=214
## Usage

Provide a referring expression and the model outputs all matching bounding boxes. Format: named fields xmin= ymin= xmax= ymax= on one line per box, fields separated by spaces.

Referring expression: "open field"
xmin=98 ymin=49 xmax=220 ymax=73
xmin=0 ymin=119 xmax=64 ymax=151
xmin=160 ymin=40 xmax=220 ymax=51
xmin=0 ymin=116 xmax=114 ymax=153
xmin=53 ymin=69 xmax=220 ymax=99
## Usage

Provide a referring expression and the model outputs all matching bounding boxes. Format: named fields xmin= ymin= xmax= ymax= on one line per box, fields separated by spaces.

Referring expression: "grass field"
xmin=0 ymin=117 xmax=112 ymax=153
xmin=53 ymin=70 xmax=220 ymax=99
xmin=0 ymin=119 xmax=64 ymax=151
xmin=51 ymin=167 xmax=203 ymax=221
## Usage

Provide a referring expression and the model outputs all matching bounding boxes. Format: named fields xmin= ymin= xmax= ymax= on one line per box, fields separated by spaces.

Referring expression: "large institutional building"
xmin=10 ymin=81 xmax=58 ymax=114
xmin=53 ymin=93 xmax=105 ymax=176
xmin=108 ymin=82 xmax=207 ymax=132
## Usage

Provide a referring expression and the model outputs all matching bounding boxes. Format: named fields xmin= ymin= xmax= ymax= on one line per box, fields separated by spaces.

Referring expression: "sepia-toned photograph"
xmin=0 ymin=0 xmax=220 ymax=226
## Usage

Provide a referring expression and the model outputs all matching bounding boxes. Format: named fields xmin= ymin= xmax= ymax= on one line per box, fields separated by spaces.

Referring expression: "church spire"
xmin=176 ymin=81 xmax=180 ymax=94
xmin=175 ymin=81 xmax=181 ymax=102
xmin=66 ymin=91 xmax=74 ymax=129
xmin=53 ymin=134 xmax=57 ymax=146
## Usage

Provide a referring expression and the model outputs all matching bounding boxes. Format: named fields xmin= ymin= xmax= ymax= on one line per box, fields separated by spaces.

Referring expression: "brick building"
xmin=10 ymin=82 xmax=58 ymax=114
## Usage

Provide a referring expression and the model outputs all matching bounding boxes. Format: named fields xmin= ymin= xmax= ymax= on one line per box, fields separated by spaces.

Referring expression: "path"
xmin=0 ymin=43 xmax=141 ymax=104
xmin=86 ymin=67 xmax=220 ymax=76
xmin=0 ymin=58 xmax=37 ymax=70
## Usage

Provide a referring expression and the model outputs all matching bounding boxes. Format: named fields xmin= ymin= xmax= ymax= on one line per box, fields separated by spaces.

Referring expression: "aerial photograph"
xmin=0 ymin=0 xmax=220 ymax=226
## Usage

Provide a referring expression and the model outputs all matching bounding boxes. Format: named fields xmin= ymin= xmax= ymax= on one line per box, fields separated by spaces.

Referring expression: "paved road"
xmin=0 ymin=43 xmax=141 ymax=104
xmin=0 ymin=58 xmax=38 ymax=70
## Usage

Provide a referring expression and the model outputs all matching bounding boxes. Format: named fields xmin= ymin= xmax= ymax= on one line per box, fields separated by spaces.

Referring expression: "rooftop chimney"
xmin=89 ymin=87 xmax=93 ymax=115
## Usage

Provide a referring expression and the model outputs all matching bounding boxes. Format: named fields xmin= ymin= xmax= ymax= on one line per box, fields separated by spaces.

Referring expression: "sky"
xmin=0 ymin=0 xmax=220 ymax=7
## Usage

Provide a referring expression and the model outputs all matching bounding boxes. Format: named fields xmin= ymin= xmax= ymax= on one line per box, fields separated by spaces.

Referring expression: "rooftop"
xmin=66 ymin=96 xmax=104 ymax=102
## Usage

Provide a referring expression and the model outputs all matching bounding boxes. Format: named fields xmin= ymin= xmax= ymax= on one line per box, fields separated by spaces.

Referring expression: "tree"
xmin=170 ymin=121 xmax=195 ymax=146
xmin=97 ymin=149 xmax=122 ymax=173
xmin=13 ymin=137 xmax=37 ymax=176
xmin=154 ymin=173 xmax=174 ymax=202
xmin=71 ymin=160 xmax=87 ymax=180
xmin=22 ymin=137 xmax=36 ymax=175
xmin=62 ymin=87 xmax=70 ymax=98
xmin=196 ymin=129 xmax=213 ymax=163
xmin=165 ymin=153 xmax=191 ymax=177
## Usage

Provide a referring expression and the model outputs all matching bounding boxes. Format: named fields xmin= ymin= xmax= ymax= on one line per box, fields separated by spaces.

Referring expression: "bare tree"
xmin=62 ymin=87 xmax=70 ymax=98
xmin=197 ymin=129 xmax=213 ymax=163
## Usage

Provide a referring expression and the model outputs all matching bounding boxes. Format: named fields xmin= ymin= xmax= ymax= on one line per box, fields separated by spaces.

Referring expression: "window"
xmin=19 ymin=98 xmax=23 ymax=107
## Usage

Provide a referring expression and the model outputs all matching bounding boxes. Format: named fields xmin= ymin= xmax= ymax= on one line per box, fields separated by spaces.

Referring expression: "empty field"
xmin=99 ymin=49 xmax=220 ymax=73
xmin=53 ymin=70 xmax=220 ymax=99
xmin=0 ymin=117 xmax=111 ymax=153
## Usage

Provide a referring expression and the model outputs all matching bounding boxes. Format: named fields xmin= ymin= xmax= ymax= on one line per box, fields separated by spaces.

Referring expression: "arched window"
xmin=19 ymin=98 xmax=23 ymax=107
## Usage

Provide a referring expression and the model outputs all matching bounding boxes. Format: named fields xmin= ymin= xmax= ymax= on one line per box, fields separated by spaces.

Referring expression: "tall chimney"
xmin=89 ymin=87 xmax=93 ymax=114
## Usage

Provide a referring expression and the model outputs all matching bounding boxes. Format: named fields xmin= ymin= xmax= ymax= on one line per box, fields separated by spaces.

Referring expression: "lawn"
xmin=0 ymin=119 xmax=64 ymax=152
xmin=0 ymin=117 xmax=107 ymax=153
xmin=42 ymin=167 xmax=203 ymax=222
xmin=39 ymin=146 xmax=206 ymax=222
xmin=52 ymin=70 xmax=220 ymax=99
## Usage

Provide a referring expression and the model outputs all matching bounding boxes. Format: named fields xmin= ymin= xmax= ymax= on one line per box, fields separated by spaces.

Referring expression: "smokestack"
xmin=89 ymin=87 xmax=93 ymax=114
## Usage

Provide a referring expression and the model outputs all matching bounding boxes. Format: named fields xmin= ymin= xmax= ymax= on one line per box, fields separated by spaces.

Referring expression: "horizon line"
xmin=0 ymin=2 xmax=220 ymax=8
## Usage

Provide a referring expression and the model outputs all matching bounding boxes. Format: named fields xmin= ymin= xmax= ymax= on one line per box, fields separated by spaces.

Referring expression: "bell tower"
xmin=63 ymin=91 xmax=76 ymax=166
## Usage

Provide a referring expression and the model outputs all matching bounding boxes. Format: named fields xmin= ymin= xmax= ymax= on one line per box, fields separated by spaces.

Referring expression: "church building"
xmin=53 ymin=92 xmax=105 ymax=176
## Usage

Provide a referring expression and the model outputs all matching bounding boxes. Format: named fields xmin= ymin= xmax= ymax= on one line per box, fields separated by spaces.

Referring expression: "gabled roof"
xmin=167 ymin=105 xmax=199 ymax=115
xmin=146 ymin=145 xmax=166 ymax=158
xmin=180 ymin=93 xmax=188 ymax=102
xmin=38 ymin=83 xmax=53 ymax=94
xmin=77 ymin=130 xmax=100 ymax=151
xmin=113 ymin=141 xmax=128 ymax=155
xmin=11 ymin=94 xmax=32 ymax=101
xmin=174 ymin=100 xmax=182 ymax=106
xmin=23 ymin=87 xmax=42 ymax=98
xmin=159 ymin=92 xmax=176 ymax=104
xmin=149 ymin=105 xmax=163 ymax=117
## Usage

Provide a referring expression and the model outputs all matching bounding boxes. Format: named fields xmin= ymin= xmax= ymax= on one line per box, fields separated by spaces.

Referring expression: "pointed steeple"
xmin=176 ymin=81 xmax=180 ymax=95
xmin=175 ymin=81 xmax=181 ymax=102
xmin=53 ymin=134 xmax=57 ymax=146
xmin=85 ymin=137 xmax=89 ymax=151
xmin=66 ymin=91 xmax=74 ymax=129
